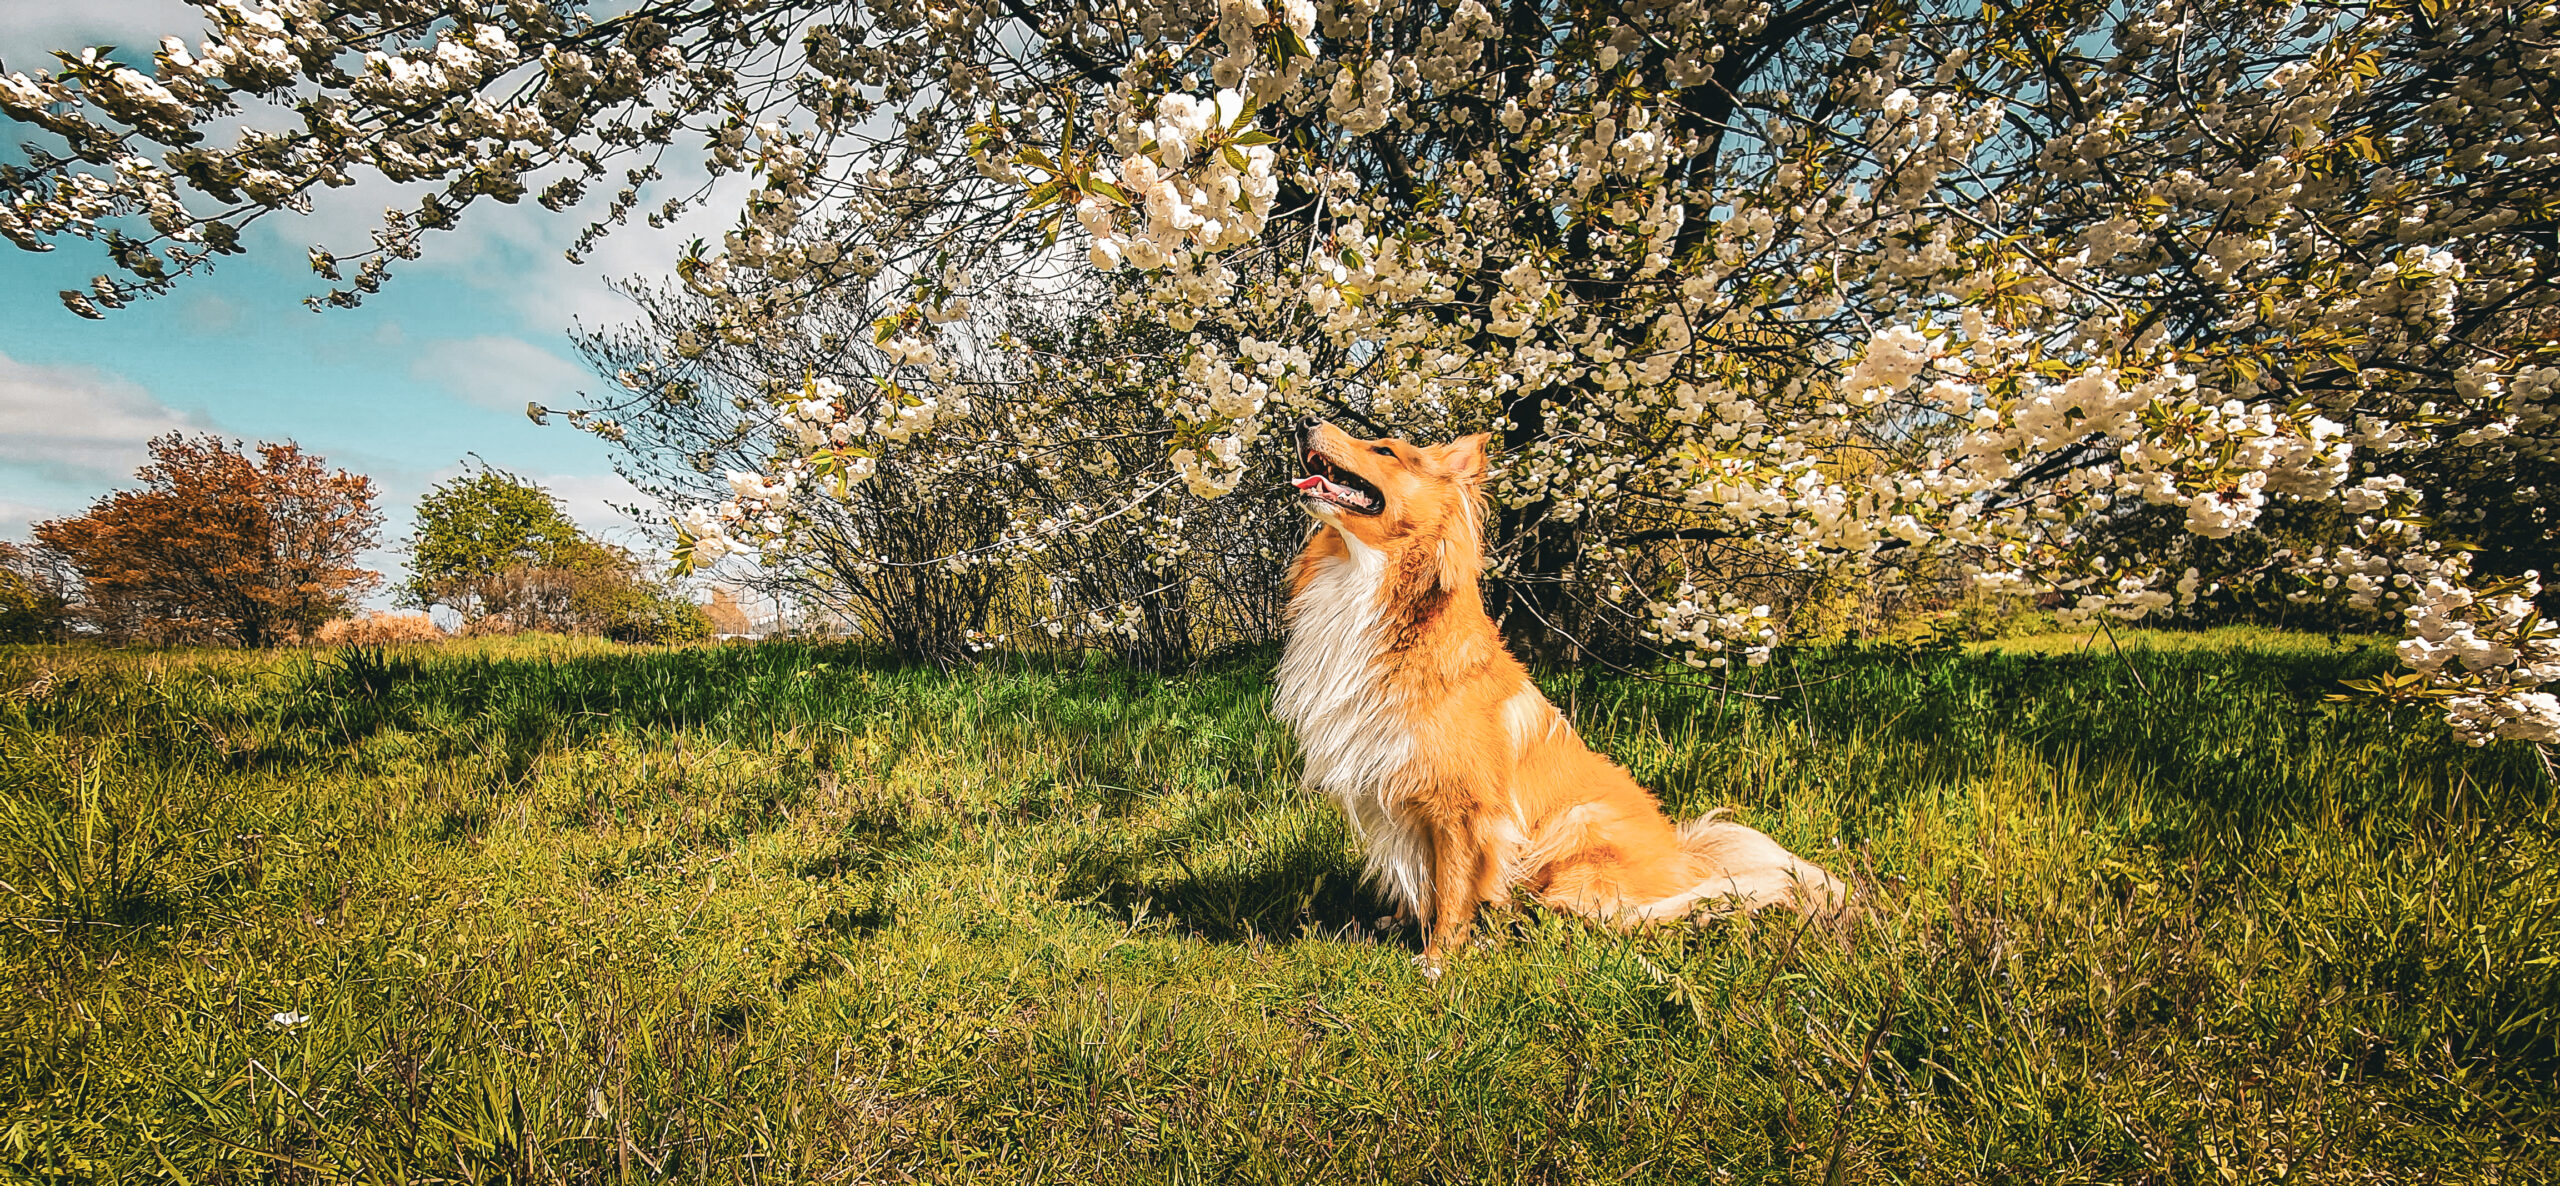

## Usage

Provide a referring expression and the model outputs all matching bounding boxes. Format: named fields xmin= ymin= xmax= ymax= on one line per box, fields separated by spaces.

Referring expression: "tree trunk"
xmin=1488 ymin=388 xmax=1586 ymax=667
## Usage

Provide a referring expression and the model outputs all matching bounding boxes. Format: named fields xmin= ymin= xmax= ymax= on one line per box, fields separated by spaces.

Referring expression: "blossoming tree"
xmin=5 ymin=0 xmax=2556 ymax=739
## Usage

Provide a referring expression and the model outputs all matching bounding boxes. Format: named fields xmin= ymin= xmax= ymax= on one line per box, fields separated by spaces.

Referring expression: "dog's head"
xmin=1292 ymin=419 xmax=1490 ymax=586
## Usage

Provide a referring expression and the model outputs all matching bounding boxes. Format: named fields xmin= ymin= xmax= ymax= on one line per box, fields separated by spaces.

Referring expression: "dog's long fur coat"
xmin=1275 ymin=421 xmax=1842 ymax=961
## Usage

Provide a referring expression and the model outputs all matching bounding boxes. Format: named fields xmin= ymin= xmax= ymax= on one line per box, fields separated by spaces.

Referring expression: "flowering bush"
xmin=576 ymin=284 xmax=1294 ymax=665
xmin=6 ymin=0 xmax=2558 ymax=739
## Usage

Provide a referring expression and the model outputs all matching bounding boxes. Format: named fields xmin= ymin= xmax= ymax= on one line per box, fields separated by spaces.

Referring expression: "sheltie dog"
xmin=1275 ymin=419 xmax=1843 ymax=964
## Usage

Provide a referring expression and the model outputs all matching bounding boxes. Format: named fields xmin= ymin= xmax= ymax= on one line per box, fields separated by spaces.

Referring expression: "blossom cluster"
xmin=2399 ymin=565 xmax=2560 ymax=745
xmin=1645 ymin=591 xmax=1778 ymax=670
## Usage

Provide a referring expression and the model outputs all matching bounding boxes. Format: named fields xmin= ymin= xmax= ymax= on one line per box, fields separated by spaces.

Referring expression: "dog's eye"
xmin=1371 ymin=446 xmax=1395 ymax=457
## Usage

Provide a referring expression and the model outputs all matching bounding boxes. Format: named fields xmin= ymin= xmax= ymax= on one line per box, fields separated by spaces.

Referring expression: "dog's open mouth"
xmin=1293 ymin=446 xmax=1385 ymax=515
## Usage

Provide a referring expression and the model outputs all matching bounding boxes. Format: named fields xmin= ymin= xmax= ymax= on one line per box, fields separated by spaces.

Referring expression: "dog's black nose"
xmin=1298 ymin=416 xmax=1320 ymax=433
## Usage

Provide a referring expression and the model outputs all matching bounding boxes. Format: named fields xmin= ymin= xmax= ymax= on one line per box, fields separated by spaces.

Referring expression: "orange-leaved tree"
xmin=34 ymin=434 xmax=382 ymax=646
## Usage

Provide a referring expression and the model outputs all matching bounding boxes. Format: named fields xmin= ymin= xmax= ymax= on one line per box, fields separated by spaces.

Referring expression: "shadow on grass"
xmin=794 ymin=802 xmax=924 ymax=881
xmin=1590 ymin=639 xmax=2546 ymax=842
xmin=1057 ymin=792 xmax=1382 ymax=945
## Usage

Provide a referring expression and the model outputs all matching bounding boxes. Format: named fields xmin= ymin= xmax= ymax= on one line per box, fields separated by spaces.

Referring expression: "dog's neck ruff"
xmin=1275 ymin=531 xmax=1406 ymax=795
xmin=1274 ymin=530 xmax=1431 ymax=912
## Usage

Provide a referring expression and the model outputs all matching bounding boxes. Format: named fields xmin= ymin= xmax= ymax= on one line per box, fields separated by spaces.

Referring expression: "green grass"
xmin=0 ymin=631 xmax=2553 ymax=1182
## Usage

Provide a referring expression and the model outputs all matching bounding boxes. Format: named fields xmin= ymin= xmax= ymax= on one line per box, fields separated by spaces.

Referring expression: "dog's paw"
xmin=1413 ymin=954 xmax=1443 ymax=981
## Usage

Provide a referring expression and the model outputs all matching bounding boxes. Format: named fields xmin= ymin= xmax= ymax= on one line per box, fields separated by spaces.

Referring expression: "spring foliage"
xmin=401 ymin=466 xmax=712 ymax=643
xmin=4 ymin=0 xmax=2558 ymax=736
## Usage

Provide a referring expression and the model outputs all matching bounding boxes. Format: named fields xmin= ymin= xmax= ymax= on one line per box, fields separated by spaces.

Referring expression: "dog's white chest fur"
xmin=1273 ymin=534 xmax=1432 ymax=913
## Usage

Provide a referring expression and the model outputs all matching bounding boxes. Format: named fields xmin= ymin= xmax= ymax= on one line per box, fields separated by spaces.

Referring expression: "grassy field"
xmin=1 ymin=627 xmax=2554 ymax=1183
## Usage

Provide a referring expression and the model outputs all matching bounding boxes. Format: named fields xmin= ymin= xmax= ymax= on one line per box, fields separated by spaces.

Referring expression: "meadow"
xmin=0 ymin=628 xmax=2554 ymax=1183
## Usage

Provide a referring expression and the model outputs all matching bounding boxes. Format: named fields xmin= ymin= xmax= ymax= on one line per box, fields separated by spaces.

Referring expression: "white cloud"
xmin=0 ymin=349 xmax=212 ymax=487
xmin=407 ymin=335 xmax=592 ymax=413
xmin=411 ymin=156 xmax=751 ymax=330
xmin=227 ymin=123 xmax=737 ymax=331
xmin=537 ymin=470 xmax=659 ymax=544
xmin=0 ymin=496 xmax=66 ymax=541
xmin=247 ymin=128 xmax=746 ymax=329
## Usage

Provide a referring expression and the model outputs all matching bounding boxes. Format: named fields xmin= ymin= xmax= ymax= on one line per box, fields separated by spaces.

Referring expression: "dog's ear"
xmin=1431 ymin=433 xmax=1490 ymax=593
xmin=1432 ymin=432 xmax=1491 ymax=486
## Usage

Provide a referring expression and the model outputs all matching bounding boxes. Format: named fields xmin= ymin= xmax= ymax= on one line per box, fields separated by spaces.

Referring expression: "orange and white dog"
xmin=1276 ymin=420 xmax=1842 ymax=964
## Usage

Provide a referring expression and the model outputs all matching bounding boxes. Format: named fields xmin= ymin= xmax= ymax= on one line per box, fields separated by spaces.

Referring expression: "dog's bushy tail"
xmin=1631 ymin=810 xmax=1845 ymax=921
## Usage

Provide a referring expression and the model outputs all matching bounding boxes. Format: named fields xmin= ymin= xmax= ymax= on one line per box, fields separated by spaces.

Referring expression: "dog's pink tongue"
xmin=1291 ymin=474 xmax=1326 ymax=492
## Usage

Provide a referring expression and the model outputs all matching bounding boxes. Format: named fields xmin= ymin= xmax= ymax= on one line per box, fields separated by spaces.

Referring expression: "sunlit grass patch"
xmin=1978 ymin=622 xmax=2389 ymax=656
xmin=0 ymin=634 xmax=2552 ymax=1181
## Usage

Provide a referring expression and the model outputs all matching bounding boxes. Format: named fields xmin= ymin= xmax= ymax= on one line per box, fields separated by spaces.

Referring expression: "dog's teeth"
xmin=1288 ymin=469 xmax=1376 ymax=512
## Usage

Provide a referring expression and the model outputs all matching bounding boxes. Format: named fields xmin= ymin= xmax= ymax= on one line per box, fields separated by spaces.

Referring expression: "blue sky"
xmin=0 ymin=1 xmax=720 ymax=600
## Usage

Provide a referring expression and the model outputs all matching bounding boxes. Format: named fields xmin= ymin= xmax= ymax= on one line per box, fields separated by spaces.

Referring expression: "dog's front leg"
xmin=1420 ymin=811 xmax=1510 ymax=965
